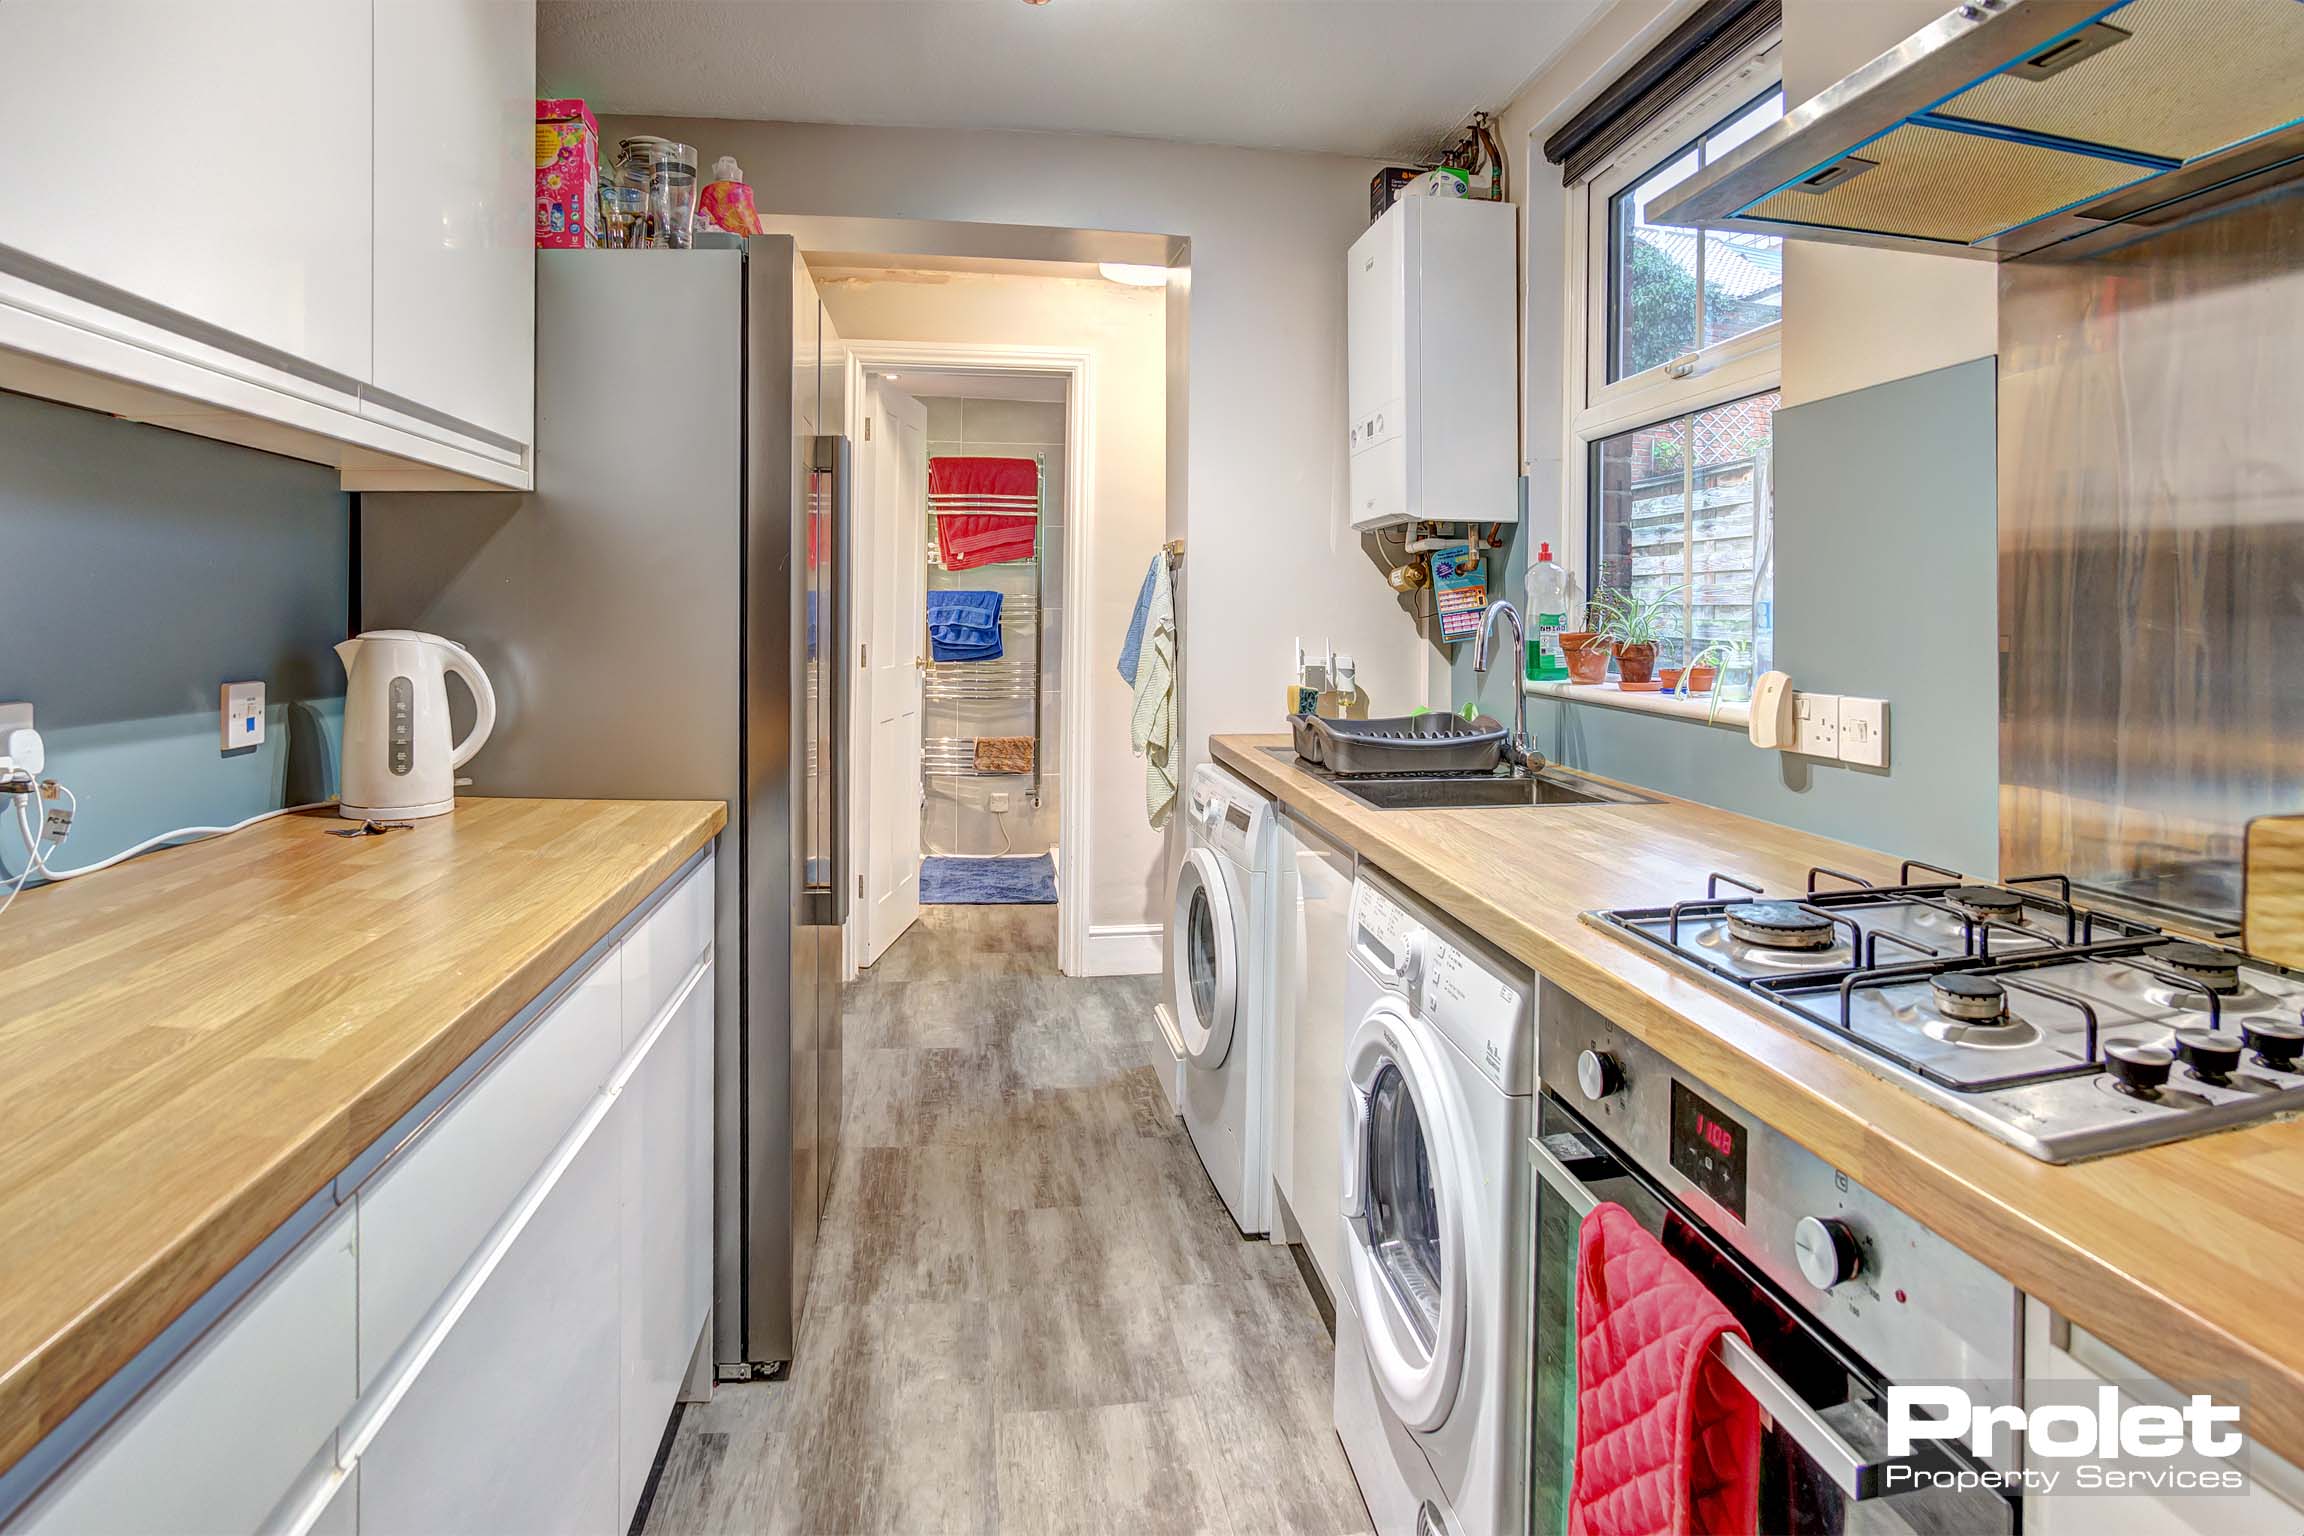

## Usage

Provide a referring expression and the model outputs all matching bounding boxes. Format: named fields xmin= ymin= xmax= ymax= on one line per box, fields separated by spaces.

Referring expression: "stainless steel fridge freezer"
xmin=358 ymin=240 xmax=850 ymax=1378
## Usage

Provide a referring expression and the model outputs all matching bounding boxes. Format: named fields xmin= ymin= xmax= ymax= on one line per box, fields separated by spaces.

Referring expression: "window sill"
xmin=1522 ymin=678 xmax=1750 ymax=731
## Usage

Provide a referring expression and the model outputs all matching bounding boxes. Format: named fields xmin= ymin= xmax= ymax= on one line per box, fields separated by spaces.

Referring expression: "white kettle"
xmin=335 ymin=630 xmax=497 ymax=820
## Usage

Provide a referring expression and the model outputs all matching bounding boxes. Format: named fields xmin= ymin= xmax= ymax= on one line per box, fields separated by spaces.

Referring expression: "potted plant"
xmin=1660 ymin=640 xmax=1733 ymax=697
xmin=1561 ymin=626 xmax=1611 ymax=685
xmin=1588 ymin=586 xmax=1677 ymax=687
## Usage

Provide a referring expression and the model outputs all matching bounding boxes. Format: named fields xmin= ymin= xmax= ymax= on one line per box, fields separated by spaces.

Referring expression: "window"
xmin=1607 ymin=89 xmax=1785 ymax=383
xmin=1589 ymin=390 xmax=1778 ymax=674
xmin=1553 ymin=30 xmax=1784 ymax=702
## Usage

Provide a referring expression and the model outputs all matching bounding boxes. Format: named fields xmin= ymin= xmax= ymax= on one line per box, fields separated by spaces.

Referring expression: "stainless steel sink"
xmin=1333 ymin=770 xmax=1656 ymax=812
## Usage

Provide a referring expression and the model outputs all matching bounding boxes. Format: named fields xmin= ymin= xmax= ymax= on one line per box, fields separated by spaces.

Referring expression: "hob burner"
xmin=1930 ymin=972 xmax=2011 ymax=1024
xmin=2148 ymin=941 xmax=2242 ymax=994
xmin=1725 ymin=902 xmax=1835 ymax=951
xmin=1943 ymin=885 xmax=2024 ymax=923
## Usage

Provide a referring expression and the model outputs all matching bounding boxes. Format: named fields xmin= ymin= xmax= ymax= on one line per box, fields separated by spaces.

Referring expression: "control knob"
xmin=2243 ymin=1018 xmax=2304 ymax=1070
xmin=1793 ymin=1216 xmax=1862 ymax=1291
xmin=1392 ymin=937 xmax=1425 ymax=994
xmin=2176 ymin=1030 xmax=2242 ymax=1081
xmin=1575 ymin=1049 xmax=1623 ymax=1103
xmin=2105 ymin=1042 xmax=2175 ymax=1094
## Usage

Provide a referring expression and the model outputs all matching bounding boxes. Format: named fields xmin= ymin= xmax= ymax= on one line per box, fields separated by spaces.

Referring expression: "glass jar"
xmin=649 ymin=140 xmax=699 ymax=250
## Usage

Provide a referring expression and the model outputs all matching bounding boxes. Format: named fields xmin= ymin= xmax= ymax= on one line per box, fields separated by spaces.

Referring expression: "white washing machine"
xmin=1167 ymin=763 xmax=1280 ymax=1234
xmin=1333 ymin=867 xmax=1535 ymax=1536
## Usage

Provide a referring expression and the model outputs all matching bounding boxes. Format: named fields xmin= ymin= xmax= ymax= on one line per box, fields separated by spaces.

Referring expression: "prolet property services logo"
xmin=1882 ymin=1380 xmax=2254 ymax=1498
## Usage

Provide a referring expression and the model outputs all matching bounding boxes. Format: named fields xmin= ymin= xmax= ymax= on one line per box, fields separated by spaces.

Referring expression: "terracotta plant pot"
xmin=1561 ymin=632 xmax=1610 ymax=685
xmin=1613 ymin=642 xmax=1659 ymax=685
xmin=1659 ymin=665 xmax=1718 ymax=695
xmin=1617 ymin=680 xmax=1666 ymax=693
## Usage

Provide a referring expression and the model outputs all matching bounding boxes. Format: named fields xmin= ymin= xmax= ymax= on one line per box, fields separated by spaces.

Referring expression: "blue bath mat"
xmin=921 ymin=854 xmax=1057 ymax=905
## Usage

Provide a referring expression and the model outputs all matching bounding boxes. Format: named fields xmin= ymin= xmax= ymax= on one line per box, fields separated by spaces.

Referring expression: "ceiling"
xmin=539 ymin=0 xmax=1608 ymax=160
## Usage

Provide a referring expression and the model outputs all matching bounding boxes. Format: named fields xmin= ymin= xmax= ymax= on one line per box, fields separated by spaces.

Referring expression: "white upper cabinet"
xmin=0 ymin=0 xmax=536 ymax=490
xmin=0 ymin=0 xmax=374 ymax=381
xmin=372 ymin=0 xmax=537 ymax=446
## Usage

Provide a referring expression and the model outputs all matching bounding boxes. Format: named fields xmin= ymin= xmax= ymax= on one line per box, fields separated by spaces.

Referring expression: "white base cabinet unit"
xmin=0 ymin=0 xmax=535 ymax=490
xmin=2022 ymin=1298 xmax=2304 ymax=1536
xmin=0 ymin=850 xmax=716 ymax=1536
xmin=1268 ymin=806 xmax=1356 ymax=1297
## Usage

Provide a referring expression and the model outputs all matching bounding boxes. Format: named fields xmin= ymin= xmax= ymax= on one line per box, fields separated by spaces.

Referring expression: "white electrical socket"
xmin=1793 ymin=692 xmax=1841 ymax=758
xmin=988 ymin=791 xmax=1012 ymax=813
xmin=220 ymin=681 xmax=266 ymax=750
xmin=1839 ymin=697 xmax=1887 ymax=767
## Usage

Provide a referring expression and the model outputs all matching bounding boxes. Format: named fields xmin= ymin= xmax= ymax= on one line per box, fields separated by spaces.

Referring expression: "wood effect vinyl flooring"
xmin=641 ymin=904 xmax=1374 ymax=1536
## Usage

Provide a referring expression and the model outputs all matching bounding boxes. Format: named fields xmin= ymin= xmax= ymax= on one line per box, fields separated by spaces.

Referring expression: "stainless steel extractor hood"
xmin=1653 ymin=0 xmax=2304 ymax=261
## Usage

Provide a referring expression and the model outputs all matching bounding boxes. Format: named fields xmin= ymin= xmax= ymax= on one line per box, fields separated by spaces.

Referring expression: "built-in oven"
xmin=1528 ymin=989 xmax=2025 ymax=1535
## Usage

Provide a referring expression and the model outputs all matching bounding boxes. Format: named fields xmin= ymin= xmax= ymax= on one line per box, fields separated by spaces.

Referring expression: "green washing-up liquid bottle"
xmin=1525 ymin=542 xmax=1569 ymax=682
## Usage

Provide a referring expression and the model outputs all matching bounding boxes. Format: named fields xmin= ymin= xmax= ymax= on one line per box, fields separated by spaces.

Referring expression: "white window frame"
xmin=1540 ymin=27 xmax=1784 ymax=723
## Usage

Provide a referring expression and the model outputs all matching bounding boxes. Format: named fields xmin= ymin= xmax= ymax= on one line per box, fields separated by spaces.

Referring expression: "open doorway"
xmin=846 ymin=344 xmax=1091 ymax=970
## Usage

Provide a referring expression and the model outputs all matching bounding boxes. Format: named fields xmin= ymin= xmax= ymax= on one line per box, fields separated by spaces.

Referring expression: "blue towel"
xmin=1117 ymin=556 xmax=1159 ymax=685
xmin=928 ymin=589 xmax=1004 ymax=663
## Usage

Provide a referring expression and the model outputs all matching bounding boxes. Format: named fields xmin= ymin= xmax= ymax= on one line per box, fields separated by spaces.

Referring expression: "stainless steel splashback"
xmin=1999 ymin=184 xmax=2304 ymax=925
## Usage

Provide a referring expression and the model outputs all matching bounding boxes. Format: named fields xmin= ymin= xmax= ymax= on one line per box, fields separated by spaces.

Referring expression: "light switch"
xmin=1793 ymin=692 xmax=1840 ymax=758
xmin=220 ymin=681 xmax=265 ymax=750
xmin=1839 ymin=697 xmax=1887 ymax=767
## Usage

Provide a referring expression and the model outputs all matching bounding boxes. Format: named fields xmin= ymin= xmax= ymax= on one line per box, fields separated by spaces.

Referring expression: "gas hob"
xmin=1590 ymin=863 xmax=2304 ymax=1162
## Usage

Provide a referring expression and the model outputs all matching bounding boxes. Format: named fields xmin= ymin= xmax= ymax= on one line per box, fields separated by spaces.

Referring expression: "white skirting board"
xmin=1078 ymin=922 xmax=1162 ymax=977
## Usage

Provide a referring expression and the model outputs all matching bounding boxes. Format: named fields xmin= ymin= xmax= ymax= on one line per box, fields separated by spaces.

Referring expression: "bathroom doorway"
xmin=846 ymin=344 xmax=1092 ymax=969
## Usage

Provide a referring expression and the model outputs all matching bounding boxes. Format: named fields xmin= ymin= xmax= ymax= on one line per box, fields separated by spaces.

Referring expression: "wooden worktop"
xmin=1215 ymin=734 xmax=2304 ymax=1464
xmin=0 ymin=796 xmax=726 ymax=1477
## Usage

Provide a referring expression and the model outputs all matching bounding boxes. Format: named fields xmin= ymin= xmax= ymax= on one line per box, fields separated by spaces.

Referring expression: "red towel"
xmin=931 ymin=456 xmax=1040 ymax=570
xmin=935 ymin=514 xmax=1038 ymax=570
xmin=1569 ymin=1203 xmax=1760 ymax=1536
xmin=929 ymin=455 xmax=1039 ymax=504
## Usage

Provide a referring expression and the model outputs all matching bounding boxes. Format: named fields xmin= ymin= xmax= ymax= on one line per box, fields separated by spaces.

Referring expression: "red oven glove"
xmin=1569 ymin=1201 xmax=1762 ymax=1536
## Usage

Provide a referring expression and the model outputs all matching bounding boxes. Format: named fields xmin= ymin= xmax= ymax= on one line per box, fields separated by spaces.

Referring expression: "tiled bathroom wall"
xmin=924 ymin=395 xmax=1064 ymax=858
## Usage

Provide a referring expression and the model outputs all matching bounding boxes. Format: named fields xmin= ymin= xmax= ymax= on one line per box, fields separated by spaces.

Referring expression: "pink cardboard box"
xmin=536 ymin=98 xmax=598 ymax=248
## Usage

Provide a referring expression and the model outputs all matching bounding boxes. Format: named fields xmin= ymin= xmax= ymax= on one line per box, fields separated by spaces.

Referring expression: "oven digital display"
xmin=1669 ymin=1080 xmax=1748 ymax=1221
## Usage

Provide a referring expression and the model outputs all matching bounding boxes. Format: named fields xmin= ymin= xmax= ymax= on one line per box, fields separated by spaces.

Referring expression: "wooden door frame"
xmin=842 ymin=340 xmax=1097 ymax=976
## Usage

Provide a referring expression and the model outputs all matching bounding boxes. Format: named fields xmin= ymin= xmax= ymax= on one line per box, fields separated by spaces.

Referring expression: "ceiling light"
xmin=883 ymin=373 xmax=900 ymax=380
xmin=1099 ymin=262 xmax=1168 ymax=287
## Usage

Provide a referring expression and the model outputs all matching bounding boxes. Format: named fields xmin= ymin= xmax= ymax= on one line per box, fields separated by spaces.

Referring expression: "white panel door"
xmin=615 ymin=964 xmax=715 ymax=1529
xmin=864 ymin=381 xmax=927 ymax=965
xmin=359 ymin=1116 xmax=621 ymax=1536
xmin=0 ymin=0 xmax=373 ymax=382
xmin=371 ymin=0 xmax=536 ymax=440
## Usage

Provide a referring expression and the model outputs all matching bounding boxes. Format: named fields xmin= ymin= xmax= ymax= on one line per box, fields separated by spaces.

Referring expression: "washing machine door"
xmin=1169 ymin=847 xmax=1239 ymax=1067
xmin=1340 ymin=1000 xmax=1467 ymax=1433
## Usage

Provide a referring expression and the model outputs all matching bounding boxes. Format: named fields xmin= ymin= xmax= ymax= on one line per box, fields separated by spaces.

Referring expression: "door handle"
xmin=816 ymin=433 xmax=855 ymax=928
xmin=1340 ymin=1083 xmax=1370 ymax=1226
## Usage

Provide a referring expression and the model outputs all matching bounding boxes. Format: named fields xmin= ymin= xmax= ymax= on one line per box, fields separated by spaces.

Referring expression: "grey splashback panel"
xmin=1452 ymin=357 xmax=2000 ymax=878
xmin=0 ymin=389 xmax=347 ymax=867
xmin=1999 ymin=183 xmax=2304 ymax=925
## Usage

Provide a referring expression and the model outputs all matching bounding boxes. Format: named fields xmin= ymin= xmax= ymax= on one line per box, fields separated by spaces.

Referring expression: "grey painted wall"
xmin=1450 ymin=357 xmax=2000 ymax=875
xmin=0 ymin=391 xmax=348 ymax=873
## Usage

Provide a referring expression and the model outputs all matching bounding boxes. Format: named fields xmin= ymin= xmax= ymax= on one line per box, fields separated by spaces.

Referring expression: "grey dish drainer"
xmin=923 ymin=453 xmax=1044 ymax=807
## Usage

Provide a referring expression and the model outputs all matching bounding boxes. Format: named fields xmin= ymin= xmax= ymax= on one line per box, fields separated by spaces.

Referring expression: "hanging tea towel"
xmin=1130 ymin=553 xmax=1177 ymax=827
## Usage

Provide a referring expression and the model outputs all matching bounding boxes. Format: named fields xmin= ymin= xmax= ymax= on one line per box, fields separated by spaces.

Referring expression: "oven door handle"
xmin=1528 ymin=1132 xmax=1929 ymax=1503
